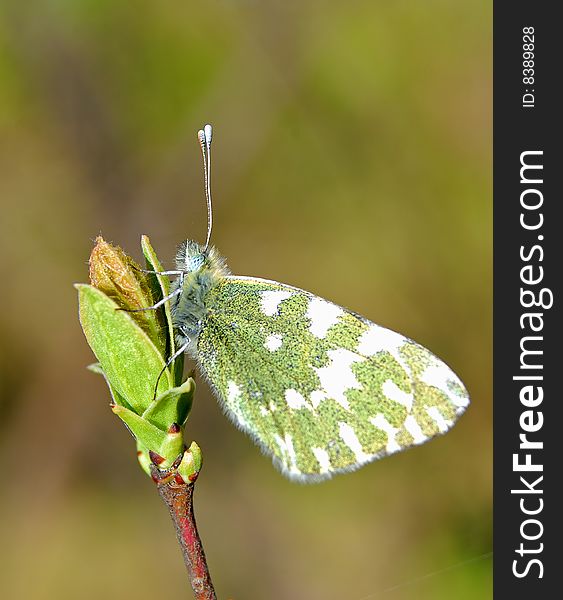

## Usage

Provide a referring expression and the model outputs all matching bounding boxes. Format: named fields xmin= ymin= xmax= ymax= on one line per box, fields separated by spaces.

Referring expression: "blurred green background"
xmin=0 ymin=1 xmax=491 ymax=599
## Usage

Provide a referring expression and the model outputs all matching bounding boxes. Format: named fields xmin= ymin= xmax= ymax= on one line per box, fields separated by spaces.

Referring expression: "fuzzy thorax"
xmin=171 ymin=240 xmax=230 ymax=351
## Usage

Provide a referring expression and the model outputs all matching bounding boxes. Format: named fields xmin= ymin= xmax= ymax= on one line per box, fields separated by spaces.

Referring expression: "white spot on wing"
xmin=426 ymin=406 xmax=453 ymax=432
xmin=285 ymin=434 xmax=299 ymax=473
xmin=275 ymin=433 xmax=300 ymax=475
xmin=306 ymin=298 xmax=343 ymax=338
xmin=260 ymin=291 xmax=292 ymax=316
xmin=404 ymin=415 xmax=427 ymax=444
xmin=226 ymin=381 xmax=247 ymax=427
xmin=314 ymin=349 xmax=365 ymax=410
xmin=339 ymin=422 xmax=370 ymax=463
xmin=358 ymin=325 xmax=406 ymax=357
xmin=312 ymin=447 xmax=332 ymax=474
xmin=369 ymin=413 xmax=401 ymax=454
xmin=420 ymin=363 xmax=469 ymax=408
xmin=310 ymin=390 xmax=327 ymax=409
xmin=285 ymin=389 xmax=311 ymax=411
xmin=265 ymin=333 xmax=283 ymax=351
xmin=382 ymin=379 xmax=414 ymax=412
xmin=357 ymin=325 xmax=411 ymax=374
xmin=227 ymin=381 xmax=240 ymax=399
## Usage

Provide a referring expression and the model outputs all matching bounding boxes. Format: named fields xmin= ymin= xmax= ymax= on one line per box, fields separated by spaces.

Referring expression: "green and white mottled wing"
xmin=196 ymin=276 xmax=470 ymax=481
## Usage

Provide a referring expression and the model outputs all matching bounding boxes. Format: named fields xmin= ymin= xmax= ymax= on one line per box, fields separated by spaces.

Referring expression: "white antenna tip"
xmin=203 ymin=124 xmax=213 ymax=144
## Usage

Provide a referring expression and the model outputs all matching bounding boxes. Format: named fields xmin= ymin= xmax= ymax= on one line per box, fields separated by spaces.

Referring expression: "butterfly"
xmin=148 ymin=124 xmax=469 ymax=482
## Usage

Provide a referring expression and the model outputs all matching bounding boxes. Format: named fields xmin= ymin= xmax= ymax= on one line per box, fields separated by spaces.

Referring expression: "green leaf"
xmin=77 ymin=284 xmax=173 ymax=414
xmin=112 ymin=404 xmax=184 ymax=467
xmin=141 ymin=234 xmax=171 ymax=296
xmin=142 ymin=377 xmax=195 ymax=431
xmin=87 ymin=362 xmax=137 ymax=412
xmin=112 ymin=404 xmax=168 ymax=453
xmin=141 ymin=235 xmax=184 ymax=385
xmin=136 ymin=441 xmax=152 ymax=476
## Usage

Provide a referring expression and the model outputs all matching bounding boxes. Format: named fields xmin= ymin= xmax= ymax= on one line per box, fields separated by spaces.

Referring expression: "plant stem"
xmin=151 ymin=464 xmax=216 ymax=600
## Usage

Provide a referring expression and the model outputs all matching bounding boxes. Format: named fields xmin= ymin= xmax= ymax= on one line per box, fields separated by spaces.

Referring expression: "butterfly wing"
xmin=196 ymin=276 xmax=469 ymax=481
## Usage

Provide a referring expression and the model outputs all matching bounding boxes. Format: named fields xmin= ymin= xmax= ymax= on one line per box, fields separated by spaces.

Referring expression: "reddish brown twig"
xmin=151 ymin=461 xmax=216 ymax=600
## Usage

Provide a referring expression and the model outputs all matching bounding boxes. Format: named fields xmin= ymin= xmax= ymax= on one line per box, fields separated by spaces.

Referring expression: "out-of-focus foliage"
xmin=0 ymin=1 xmax=491 ymax=599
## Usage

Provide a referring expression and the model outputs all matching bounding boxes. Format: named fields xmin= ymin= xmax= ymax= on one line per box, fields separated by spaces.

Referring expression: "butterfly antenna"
xmin=198 ymin=124 xmax=213 ymax=251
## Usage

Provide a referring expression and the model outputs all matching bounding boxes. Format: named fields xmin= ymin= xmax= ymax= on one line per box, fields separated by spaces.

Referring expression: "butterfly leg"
xmin=118 ymin=287 xmax=183 ymax=313
xmin=152 ymin=338 xmax=191 ymax=399
xmin=132 ymin=265 xmax=185 ymax=277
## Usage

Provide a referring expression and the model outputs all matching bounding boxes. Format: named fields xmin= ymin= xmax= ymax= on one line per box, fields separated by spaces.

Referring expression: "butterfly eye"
xmin=187 ymin=254 xmax=205 ymax=271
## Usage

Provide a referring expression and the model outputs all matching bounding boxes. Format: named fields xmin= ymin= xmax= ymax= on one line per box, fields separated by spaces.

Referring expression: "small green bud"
xmin=178 ymin=442 xmax=203 ymax=482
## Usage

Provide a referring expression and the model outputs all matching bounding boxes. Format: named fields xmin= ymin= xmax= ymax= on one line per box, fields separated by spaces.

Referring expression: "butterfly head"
xmin=177 ymin=239 xmax=206 ymax=272
xmin=175 ymin=239 xmax=230 ymax=278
